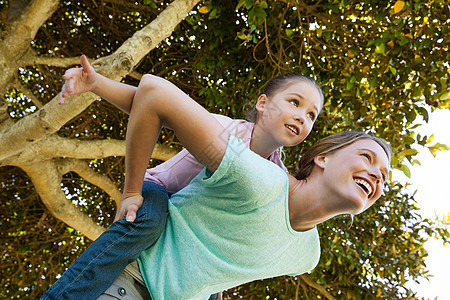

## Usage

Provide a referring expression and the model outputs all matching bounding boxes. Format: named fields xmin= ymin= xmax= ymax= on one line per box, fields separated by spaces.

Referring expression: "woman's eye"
xmin=381 ymin=171 xmax=388 ymax=182
xmin=362 ymin=153 xmax=371 ymax=160
xmin=308 ymin=112 xmax=316 ymax=120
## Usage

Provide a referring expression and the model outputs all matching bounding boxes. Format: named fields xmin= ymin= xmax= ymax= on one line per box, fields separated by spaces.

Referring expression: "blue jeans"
xmin=41 ymin=181 xmax=169 ymax=300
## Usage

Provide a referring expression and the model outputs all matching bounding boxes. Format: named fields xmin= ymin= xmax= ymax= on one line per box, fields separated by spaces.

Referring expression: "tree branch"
xmin=34 ymin=135 xmax=179 ymax=161
xmin=0 ymin=101 xmax=13 ymax=131
xmin=128 ymin=70 xmax=144 ymax=81
xmin=0 ymin=92 xmax=99 ymax=161
xmin=21 ymin=55 xmax=82 ymax=68
xmin=13 ymin=77 xmax=45 ymax=109
xmin=58 ymin=158 xmax=122 ymax=206
xmin=21 ymin=160 xmax=106 ymax=241
xmin=0 ymin=0 xmax=201 ymax=162
xmin=1 ymin=0 xmax=59 ymax=59
xmin=90 ymin=0 xmax=202 ymax=80
xmin=300 ymin=274 xmax=336 ymax=300
xmin=298 ymin=278 xmax=310 ymax=300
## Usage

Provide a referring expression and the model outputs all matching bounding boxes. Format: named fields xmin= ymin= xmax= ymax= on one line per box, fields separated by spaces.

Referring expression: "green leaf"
xmin=439 ymin=92 xmax=450 ymax=101
xmin=236 ymin=0 xmax=245 ymax=10
xmin=237 ymin=32 xmax=247 ymax=40
xmin=411 ymin=159 xmax=421 ymax=166
xmin=346 ymin=80 xmax=353 ymax=90
xmin=317 ymin=27 xmax=323 ymax=37
xmin=285 ymin=29 xmax=293 ymax=38
xmin=389 ymin=66 xmax=397 ymax=75
xmin=399 ymin=37 xmax=409 ymax=46
xmin=406 ymin=109 xmax=416 ymax=122
xmin=400 ymin=149 xmax=419 ymax=156
xmin=401 ymin=164 xmax=411 ymax=178
xmin=245 ymin=0 xmax=254 ymax=9
xmin=414 ymin=57 xmax=424 ymax=63
xmin=417 ymin=107 xmax=429 ymax=122
xmin=428 ymin=143 xmax=450 ymax=157
xmin=375 ymin=43 xmax=385 ymax=54
xmin=254 ymin=6 xmax=267 ymax=25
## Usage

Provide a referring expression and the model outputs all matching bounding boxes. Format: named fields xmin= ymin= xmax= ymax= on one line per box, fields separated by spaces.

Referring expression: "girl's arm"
xmin=59 ymin=55 xmax=136 ymax=113
xmin=121 ymin=74 xmax=230 ymax=214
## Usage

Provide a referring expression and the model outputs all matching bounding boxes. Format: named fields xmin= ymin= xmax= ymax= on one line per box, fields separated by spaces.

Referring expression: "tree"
xmin=0 ymin=0 xmax=449 ymax=298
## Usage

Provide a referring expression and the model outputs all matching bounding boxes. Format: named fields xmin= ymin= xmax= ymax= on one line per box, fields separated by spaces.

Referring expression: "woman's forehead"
xmin=349 ymin=139 xmax=390 ymax=166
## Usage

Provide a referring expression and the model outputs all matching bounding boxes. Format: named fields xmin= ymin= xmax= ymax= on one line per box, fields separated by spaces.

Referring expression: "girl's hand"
xmin=59 ymin=55 xmax=98 ymax=104
xmin=113 ymin=194 xmax=144 ymax=223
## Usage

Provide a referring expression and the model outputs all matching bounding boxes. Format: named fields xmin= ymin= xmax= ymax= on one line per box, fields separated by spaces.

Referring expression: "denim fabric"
xmin=41 ymin=181 xmax=169 ymax=300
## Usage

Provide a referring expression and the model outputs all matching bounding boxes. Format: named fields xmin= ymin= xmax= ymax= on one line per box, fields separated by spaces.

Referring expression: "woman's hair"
xmin=245 ymin=73 xmax=324 ymax=122
xmin=293 ymin=131 xmax=392 ymax=180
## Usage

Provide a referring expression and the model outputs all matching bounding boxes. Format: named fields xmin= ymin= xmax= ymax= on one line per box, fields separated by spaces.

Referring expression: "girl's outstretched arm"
xmin=121 ymin=74 xmax=229 ymax=218
xmin=59 ymin=55 xmax=137 ymax=113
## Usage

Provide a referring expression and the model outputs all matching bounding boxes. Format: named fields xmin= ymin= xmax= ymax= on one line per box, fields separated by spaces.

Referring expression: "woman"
xmin=42 ymin=55 xmax=324 ymax=300
xmin=102 ymin=74 xmax=391 ymax=299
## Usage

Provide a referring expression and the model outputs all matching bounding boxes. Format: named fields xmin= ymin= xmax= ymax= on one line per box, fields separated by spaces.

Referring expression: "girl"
xmin=100 ymin=73 xmax=391 ymax=299
xmin=42 ymin=55 xmax=324 ymax=299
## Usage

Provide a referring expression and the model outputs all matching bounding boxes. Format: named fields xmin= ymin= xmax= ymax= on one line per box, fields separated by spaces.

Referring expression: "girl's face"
xmin=316 ymin=139 xmax=390 ymax=214
xmin=255 ymin=80 xmax=322 ymax=148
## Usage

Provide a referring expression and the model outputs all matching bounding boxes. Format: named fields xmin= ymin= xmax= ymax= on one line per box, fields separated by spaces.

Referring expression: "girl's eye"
xmin=289 ymin=99 xmax=299 ymax=107
xmin=308 ymin=112 xmax=316 ymax=120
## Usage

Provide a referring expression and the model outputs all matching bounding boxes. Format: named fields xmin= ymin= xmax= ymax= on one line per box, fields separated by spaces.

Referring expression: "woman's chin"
xmin=345 ymin=196 xmax=366 ymax=214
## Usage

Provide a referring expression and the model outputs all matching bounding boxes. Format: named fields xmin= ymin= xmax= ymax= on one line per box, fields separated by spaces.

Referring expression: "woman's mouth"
xmin=354 ymin=178 xmax=373 ymax=197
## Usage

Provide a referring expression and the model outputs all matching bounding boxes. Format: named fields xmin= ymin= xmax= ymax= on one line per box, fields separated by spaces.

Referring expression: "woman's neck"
xmin=287 ymin=174 xmax=346 ymax=232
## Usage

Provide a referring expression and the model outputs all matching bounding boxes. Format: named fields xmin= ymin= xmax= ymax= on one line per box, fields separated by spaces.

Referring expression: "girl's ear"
xmin=255 ymin=94 xmax=268 ymax=113
xmin=314 ymin=155 xmax=327 ymax=169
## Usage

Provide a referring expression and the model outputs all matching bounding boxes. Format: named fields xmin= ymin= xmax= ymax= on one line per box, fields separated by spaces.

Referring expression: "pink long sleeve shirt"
xmin=144 ymin=114 xmax=288 ymax=194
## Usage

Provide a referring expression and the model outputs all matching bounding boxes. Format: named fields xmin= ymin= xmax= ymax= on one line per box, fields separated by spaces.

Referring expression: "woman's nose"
xmin=369 ymin=168 xmax=382 ymax=183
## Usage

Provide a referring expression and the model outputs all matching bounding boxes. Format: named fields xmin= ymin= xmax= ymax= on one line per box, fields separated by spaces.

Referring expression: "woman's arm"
xmin=122 ymin=74 xmax=229 ymax=203
xmin=59 ymin=55 xmax=136 ymax=113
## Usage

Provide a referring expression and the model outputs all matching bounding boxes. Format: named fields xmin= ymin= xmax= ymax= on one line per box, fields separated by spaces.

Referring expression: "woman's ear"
xmin=255 ymin=94 xmax=268 ymax=113
xmin=314 ymin=155 xmax=327 ymax=169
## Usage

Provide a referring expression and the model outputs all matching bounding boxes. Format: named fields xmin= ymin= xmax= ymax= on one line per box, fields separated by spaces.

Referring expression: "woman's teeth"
xmin=354 ymin=178 xmax=372 ymax=196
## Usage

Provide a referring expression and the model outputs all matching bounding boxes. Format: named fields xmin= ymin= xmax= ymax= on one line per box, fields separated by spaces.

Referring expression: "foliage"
xmin=0 ymin=0 xmax=449 ymax=299
xmin=0 ymin=167 xmax=90 ymax=298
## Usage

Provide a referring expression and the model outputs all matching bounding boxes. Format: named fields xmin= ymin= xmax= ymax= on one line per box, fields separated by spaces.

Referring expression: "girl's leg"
xmin=97 ymin=261 xmax=219 ymax=300
xmin=41 ymin=182 xmax=168 ymax=300
xmin=96 ymin=261 xmax=151 ymax=300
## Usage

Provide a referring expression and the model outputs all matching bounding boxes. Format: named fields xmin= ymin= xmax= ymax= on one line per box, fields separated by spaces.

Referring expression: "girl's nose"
xmin=294 ymin=113 xmax=305 ymax=125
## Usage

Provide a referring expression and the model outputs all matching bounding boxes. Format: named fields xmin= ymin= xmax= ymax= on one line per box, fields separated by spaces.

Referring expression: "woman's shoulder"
xmin=206 ymin=136 xmax=286 ymax=188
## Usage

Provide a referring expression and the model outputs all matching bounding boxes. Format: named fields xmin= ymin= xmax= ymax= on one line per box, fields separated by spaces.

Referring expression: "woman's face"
xmin=318 ymin=139 xmax=390 ymax=214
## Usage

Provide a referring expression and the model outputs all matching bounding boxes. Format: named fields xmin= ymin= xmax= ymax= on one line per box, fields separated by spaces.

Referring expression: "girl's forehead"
xmin=279 ymin=81 xmax=323 ymax=104
xmin=281 ymin=80 xmax=316 ymax=92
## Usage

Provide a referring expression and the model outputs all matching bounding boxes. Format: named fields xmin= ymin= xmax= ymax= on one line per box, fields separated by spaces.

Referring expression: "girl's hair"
xmin=245 ymin=73 xmax=324 ymax=122
xmin=293 ymin=131 xmax=392 ymax=180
